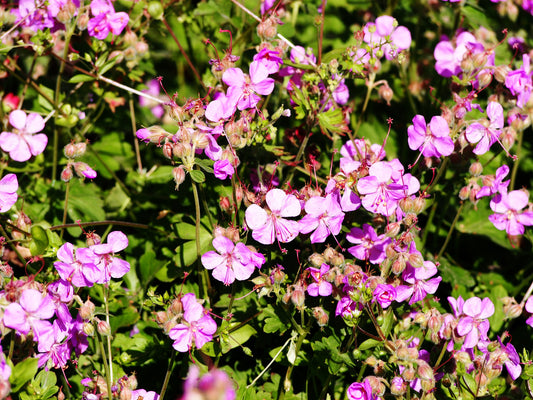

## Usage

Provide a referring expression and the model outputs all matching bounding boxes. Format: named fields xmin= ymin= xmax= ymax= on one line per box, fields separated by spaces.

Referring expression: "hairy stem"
xmin=129 ymin=94 xmax=143 ymax=174
xmin=436 ymin=201 xmax=464 ymax=260
xmin=60 ymin=180 xmax=70 ymax=239
xmin=510 ymin=128 xmax=524 ymax=191
xmin=158 ymin=350 xmax=176 ymax=400
xmin=191 ymin=179 xmax=211 ymax=298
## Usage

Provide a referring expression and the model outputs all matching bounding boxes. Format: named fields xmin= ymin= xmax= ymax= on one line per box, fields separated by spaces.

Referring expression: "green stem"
xmin=353 ymin=72 xmax=376 ymax=138
xmin=285 ymin=131 xmax=311 ymax=185
xmin=317 ymin=0 xmax=327 ymax=65
xmin=60 ymin=180 xmax=70 ymax=239
xmin=191 ymin=180 xmax=211 ymax=298
xmin=129 ymin=94 xmax=143 ymax=174
xmin=510 ymin=128 xmax=524 ymax=191
xmin=95 ymin=331 xmax=112 ymax=399
xmin=436 ymin=201 xmax=465 ymax=260
xmin=103 ymin=285 xmax=114 ymax=386
xmin=433 ymin=342 xmax=448 ymax=372
xmin=282 ymin=319 xmax=313 ymax=396
xmin=421 ymin=198 xmax=438 ymax=248
xmin=158 ymin=350 xmax=176 ymax=400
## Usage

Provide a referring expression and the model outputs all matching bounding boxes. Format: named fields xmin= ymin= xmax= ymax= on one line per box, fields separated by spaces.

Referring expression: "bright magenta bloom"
xmin=456 ymin=297 xmax=494 ymax=349
xmin=347 ymin=379 xmax=376 ymax=400
xmin=0 ymin=174 xmax=18 ymax=213
xmin=90 ymin=231 xmax=130 ymax=283
xmin=201 ymin=236 xmax=264 ymax=285
xmin=299 ymin=194 xmax=344 ymax=243
xmin=465 ymin=101 xmax=504 ymax=155
xmin=245 ymin=188 xmax=301 ymax=245
xmin=363 ymin=16 xmax=412 ymax=60
xmin=0 ymin=110 xmax=48 ymax=162
xmin=87 ymin=0 xmax=129 ymax=40
xmin=54 ymin=243 xmax=101 ymax=287
xmin=407 ymin=115 xmax=454 ymax=157
xmin=395 ymin=261 xmax=442 ymax=305
xmin=307 ymin=264 xmax=332 ymax=297
xmin=223 ymin=61 xmax=275 ymax=111
xmin=489 ymin=189 xmax=533 ymax=235
xmin=168 ymin=293 xmax=217 ymax=352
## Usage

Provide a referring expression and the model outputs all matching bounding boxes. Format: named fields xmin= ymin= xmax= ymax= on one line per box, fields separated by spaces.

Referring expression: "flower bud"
xmin=460 ymin=56 xmax=474 ymax=73
xmin=172 ymin=166 xmax=186 ymax=190
xmin=155 ymin=311 xmax=169 ymax=325
xmin=169 ymin=298 xmax=183 ymax=316
xmin=401 ymin=365 xmax=416 ymax=382
xmin=97 ymin=319 xmax=111 ymax=336
xmin=391 ymin=258 xmax=406 ymax=275
xmin=408 ymin=252 xmax=424 ymax=269
xmin=61 ymin=166 xmax=73 ymax=182
xmin=257 ymin=16 xmax=278 ymax=40
xmin=308 ymin=253 xmax=326 ymax=267
xmin=83 ymin=322 xmax=95 ymax=336
xmin=271 ymin=266 xmax=286 ymax=285
xmin=312 ymin=307 xmax=329 ymax=326
xmin=472 ymin=52 xmax=488 ymax=69
xmin=390 ymin=377 xmax=406 ymax=395
xmin=74 ymin=162 xmax=97 ymax=179
xmin=469 ymin=161 xmax=483 ymax=177
xmin=80 ymin=299 xmax=95 ymax=320
xmin=366 ymin=376 xmax=385 ymax=396
xmin=291 ymin=285 xmax=306 ymax=308
xmin=493 ymin=64 xmax=511 ymax=83
xmin=385 ymin=222 xmax=401 ymax=237
xmin=477 ymin=70 xmax=492 ymax=88
xmin=120 ymin=388 xmax=132 ymax=400
xmin=323 ymin=247 xmax=344 ymax=266
xmin=501 ymin=126 xmax=517 ymax=150
xmin=458 ymin=186 xmax=470 ymax=201
xmin=378 ymin=83 xmax=393 ymax=105
xmin=417 ymin=361 xmax=434 ymax=381
xmin=219 ymin=196 xmax=231 ymax=213
xmin=64 ymin=143 xmax=77 ymax=158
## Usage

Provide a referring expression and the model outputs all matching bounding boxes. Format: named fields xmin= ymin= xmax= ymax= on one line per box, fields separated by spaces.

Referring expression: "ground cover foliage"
xmin=2 ymin=0 xmax=533 ymax=399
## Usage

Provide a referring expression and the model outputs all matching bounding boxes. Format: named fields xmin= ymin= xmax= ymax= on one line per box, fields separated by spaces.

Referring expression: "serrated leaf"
xmin=139 ymin=249 xmax=165 ymax=285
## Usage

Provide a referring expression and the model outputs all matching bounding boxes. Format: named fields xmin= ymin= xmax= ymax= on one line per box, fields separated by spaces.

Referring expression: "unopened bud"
xmin=155 ymin=311 xmax=169 ymax=325
xmin=472 ymin=52 xmax=488 ymax=69
xmin=61 ymin=166 xmax=73 ymax=182
xmin=323 ymin=247 xmax=344 ymax=266
xmin=172 ymin=166 xmax=186 ymax=190
xmin=73 ymin=162 xmax=97 ymax=179
xmin=477 ymin=70 xmax=492 ymax=88
xmin=97 ymin=319 xmax=111 ymax=336
xmin=312 ymin=307 xmax=329 ymax=326
xmin=408 ymin=252 xmax=424 ymax=269
xmin=271 ymin=266 xmax=286 ymax=285
xmin=385 ymin=222 xmax=401 ymax=237
xmin=257 ymin=16 xmax=278 ymax=40
xmin=366 ymin=376 xmax=386 ymax=396
xmin=469 ymin=161 xmax=483 ymax=177
xmin=418 ymin=361 xmax=434 ymax=381
xmin=460 ymin=56 xmax=474 ymax=73
xmin=83 ymin=322 xmax=95 ymax=336
xmin=120 ymin=388 xmax=132 ymax=400
xmin=291 ymin=285 xmax=306 ymax=308
xmin=401 ymin=365 xmax=416 ymax=382
xmin=219 ymin=196 xmax=231 ymax=213
xmin=391 ymin=258 xmax=406 ymax=275
xmin=169 ymin=298 xmax=183 ymax=315
xmin=390 ymin=377 xmax=407 ymax=395
xmin=501 ymin=126 xmax=517 ymax=150
xmin=308 ymin=253 xmax=326 ymax=267
xmin=378 ymin=83 xmax=393 ymax=105
xmin=80 ymin=300 xmax=96 ymax=320
xmin=162 ymin=142 xmax=173 ymax=159
xmin=494 ymin=64 xmax=511 ymax=83
xmin=459 ymin=186 xmax=470 ymax=201
xmin=64 ymin=143 xmax=77 ymax=158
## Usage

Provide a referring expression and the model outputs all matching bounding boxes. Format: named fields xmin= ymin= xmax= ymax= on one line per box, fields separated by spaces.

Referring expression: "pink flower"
xmin=87 ymin=0 xmax=129 ymax=40
xmin=346 ymin=224 xmax=391 ymax=264
xmin=0 ymin=174 xmax=18 ymax=213
xmin=434 ymin=32 xmax=478 ymax=78
xmin=489 ymin=189 xmax=533 ymax=235
xmin=307 ymin=264 xmax=332 ymax=297
xmin=90 ymin=231 xmax=130 ymax=283
xmin=54 ymin=243 xmax=102 ymax=287
xmin=0 ymin=110 xmax=48 ymax=162
xmin=213 ymin=160 xmax=235 ymax=180
xmin=456 ymin=297 xmax=494 ymax=349
xmin=168 ymin=293 xmax=217 ymax=352
xmin=373 ymin=284 xmax=396 ymax=308
xmin=525 ymin=296 xmax=533 ymax=327
xmin=347 ymin=379 xmax=376 ymax=400
xmin=181 ymin=365 xmax=235 ymax=400
xmin=407 ymin=115 xmax=454 ymax=158
xmin=505 ymin=54 xmax=532 ymax=108
xmin=131 ymin=389 xmax=159 ymax=400
xmin=465 ymin=101 xmax=504 ymax=155
xmin=3 ymin=289 xmax=55 ymax=340
xmin=223 ymin=61 xmax=275 ymax=111
xmin=395 ymin=261 xmax=442 ymax=305
xmin=299 ymin=194 xmax=345 ymax=243
xmin=476 ymin=164 xmax=509 ymax=199
xmin=201 ymin=236 xmax=265 ymax=285
xmin=245 ymin=188 xmax=301 ymax=245
xmin=363 ymin=16 xmax=412 ymax=60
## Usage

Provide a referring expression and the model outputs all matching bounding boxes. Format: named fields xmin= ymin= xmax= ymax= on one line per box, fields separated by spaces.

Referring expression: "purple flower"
xmin=223 ymin=61 xmax=275 ymax=111
xmin=407 ymin=115 xmax=454 ymax=158
xmin=37 ymin=320 xmax=70 ymax=369
xmin=0 ymin=174 xmax=18 ymax=213
xmin=357 ymin=160 xmax=420 ymax=217
xmin=373 ymin=284 xmax=396 ymax=308
xmin=90 ymin=231 xmax=130 ymax=283
xmin=201 ymin=236 xmax=264 ymax=285
xmin=11 ymin=0 xmax=54 ymax=31
xmin=505 ymin=54 xmax=532 ymax=108
xmin=347 ymin=379 xmax=376 ymax=400
xmin=87 ymin=0 xmax=129 ymax=40
xmin=456 ymin=297 xmax=494 ymax=349
xmin=168 ymin=293 xmax=217 ymax=352
xmin=363 ymin=16 xmax=412 ymax=60
xmin=395 ymin=261 xmax=442 ymax=305
xmin=299 ymin=194 xmax=345 ymax=243
xmin=3 ymin=288 xmax=55 ymax=340
xmin=131 ymin=389 xmax=159 ymax=400
xmin=0 ymin=110 xmax=48 ymax=162
xmin=476 ymin=164 xmax=509 ymax=199
xmin=434 ymin=32 xmax=478 ymax=78
xmin=54 ymin=242 xmax=102 ymax=287
xmin=139 ymin=80 xmax=165 ymax=119
xmin=465 ymin=101 xmax=504 ymax=155
xmin=307 ymin=263 xmax=333 ymax=297
xmin=346 ymin=224 xmax=390 ymax=264
xmin=213 ymin=159 xmax=235 ymax=180
xmin=245 ymin=188 xmax=301 ymax=245
xmin=253 ymin=48 xmax=283 ymax=74
xmin=181 ymin=365 xmax=235 ymax=400
xmin=497 ymin=338 xmax=522 ymax=380
xmin=526 ymin=296 xmax=533 ymax=327
xmin=205 ymin=93 xmax=236 ymax=123
xmin=489 ymin=189 xmax=533 ymax=235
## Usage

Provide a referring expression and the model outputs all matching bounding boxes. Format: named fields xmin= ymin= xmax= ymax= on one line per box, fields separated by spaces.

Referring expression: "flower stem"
xmin=158 ymin=350 xmax=176 ymax=400
xmin=103 ymin=285 xmax=114 ymax=386
xmin=436 ymin=201 xmax=464 ymax=260
xmin=60 ymin=180 xmax=70 ymax=239
xmin=128 ymin=94 xmax=143 ymax=174
xmin=191 ymin=179 xmax=211 ymax=299
xmin=510 ymin=127 xmax=524 ymax=191
xmin=95 ymin=331 xmax=112 ymax=399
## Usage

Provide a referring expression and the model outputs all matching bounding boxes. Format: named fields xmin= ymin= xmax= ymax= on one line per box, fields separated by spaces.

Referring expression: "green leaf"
xmin=220 ymin=324 xmax=257 ymax=353
xmin=357 ymin=339 xmax=381 ymax=351
xmin=489 ymin=285 xmax=507 ymax=333
xmin=146 ymin=165 xmax=174 ymax=184
xmin=139 ymin=250 xmax=165 ymax=285
xmin=190 ymin=169 xmax=205 ymax=183
xmin=68 ymin=74 xmax=95 ymax=83
xmin=98 ymin=56 xmax=119 ymax=76
xmin=109 ymin=306 xmax=140 ymax=333
xmin=29 ymin=225 xmax=49 ymax=256
xmin=462 ymin=5 xmax=489 ymax=29
xmin=10 ymin=358 xmax=39 ymax=392
xmin=456 ymin=204 xmax=512 ymax=249
xmin=83 ymin=132 xmax=135 ymax=180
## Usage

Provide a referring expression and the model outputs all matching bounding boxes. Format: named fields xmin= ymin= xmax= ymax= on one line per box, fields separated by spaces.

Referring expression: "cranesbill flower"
xmin=90 ymin=231 xmax=130 ymax=283
xmin=201 ymin=236 xmax=265 ymax=285
xmin=213 ymin=159 xmax=235 ymax=180
xmin=347 ymin=379 xmax=377 ymax=400
xmin=456 ymin=297 xmax=494 ymax=349
xmin=253 ymin=48 xmax=283 ymax=74
xmin=168 ymin=293 xmax=217 ymax=352
xmin=395 ymin=261 xmax=442 ymax=305
xmin=373 ymin=284 xmax=396 ymax=308
xmin=363 ymin=16 xmax=412 ymax=60
xmin=0 ymin=174 xmax=18 ymax=213
xmin=0 ymin=110 xmax=48 ymax=162
xmin=3 ymin=288 xmax=55 ymax=340
xmin=526 ymin=296 xmax=533 ymax=327
xmin=307 ymin=263 xmax=332 ymax=297
xmin=505 ymin=54 xmax=532 ymax=108
xmin=299 ymin=194 xmax=345 ymax=243
xmin=87 ymin=0 xmax=129 ymax=40
xmin=407 ymin=115 xmax=454 ymax=158
xmin=346 ymin=224 xmax=391 ymax=264
xmin=131 ymin=390 xmax=159 ymax=400
xmin=245 ymin=188 xmax=301 ymax=245
xmin=181 ymin=365 xmax=235 ymax=400
xmin=488 ymin=189 xmax=533 ymax=235
xmin=223 ymin=61 xmax=275 ymax=111
xmin=476 ymin=164 xmax=510 ymax=199
xmin=434 ymin=32 xmax=478 ymax=78
xmin=465 ymin=101 xmax=504 ymax=155
xmin=54 ymin=243 xmax=102 ymax=287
